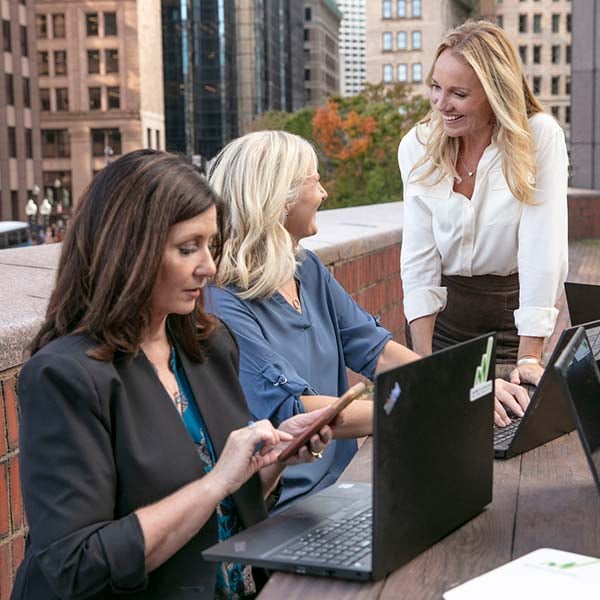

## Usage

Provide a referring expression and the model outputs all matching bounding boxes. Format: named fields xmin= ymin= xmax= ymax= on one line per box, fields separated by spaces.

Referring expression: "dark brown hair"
xmin=31 ymin=149 xmax=224 ymax=361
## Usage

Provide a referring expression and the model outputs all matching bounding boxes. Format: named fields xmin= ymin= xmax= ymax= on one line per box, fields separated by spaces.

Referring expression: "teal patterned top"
xmin=171 ymin=347 xmax=255 ymax=599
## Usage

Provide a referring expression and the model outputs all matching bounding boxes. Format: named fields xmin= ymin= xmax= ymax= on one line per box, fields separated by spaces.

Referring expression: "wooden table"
xmin=258 ymin=433 xmax=600 ymax=599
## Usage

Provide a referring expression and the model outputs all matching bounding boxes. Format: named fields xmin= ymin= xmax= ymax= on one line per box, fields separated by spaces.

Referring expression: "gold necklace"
xmin=279 ymin=281 xmax=301 ymax=312
xmin=459 ymin=153 xmax=477 ymax=177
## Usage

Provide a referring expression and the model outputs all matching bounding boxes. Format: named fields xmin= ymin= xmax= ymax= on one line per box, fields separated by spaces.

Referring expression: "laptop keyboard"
xmin=270 ymin=507 xmax=372 ymax=568
xmin=493 ymin=416 xmax=522 ymax=449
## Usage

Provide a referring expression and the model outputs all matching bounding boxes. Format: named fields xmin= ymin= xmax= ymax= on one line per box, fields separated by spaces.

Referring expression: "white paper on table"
xmin=443 ymin=548 xmax=600 ymax=600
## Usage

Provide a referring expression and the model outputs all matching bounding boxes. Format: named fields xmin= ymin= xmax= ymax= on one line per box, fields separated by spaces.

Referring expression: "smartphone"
xmin=277 ymin=381 xmax=366 ymax=463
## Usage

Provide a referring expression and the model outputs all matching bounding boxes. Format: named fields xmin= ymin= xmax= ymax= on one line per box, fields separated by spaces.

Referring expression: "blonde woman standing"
xmin=206 ymin=130 xmax=419 ymax=509
xmin=399 ymin=20 xmax=569 ymax=427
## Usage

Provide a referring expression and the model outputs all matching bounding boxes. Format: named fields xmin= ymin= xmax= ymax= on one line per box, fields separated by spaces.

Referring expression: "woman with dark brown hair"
xmin=12 ymin=149 xmax=334 ymax=599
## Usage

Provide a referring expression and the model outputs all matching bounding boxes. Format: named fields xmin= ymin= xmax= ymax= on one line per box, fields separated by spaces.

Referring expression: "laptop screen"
xmin=556 ymin=330 xmax=600 ymax=489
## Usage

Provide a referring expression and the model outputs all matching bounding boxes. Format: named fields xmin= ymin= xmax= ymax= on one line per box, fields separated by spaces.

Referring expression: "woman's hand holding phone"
xmin=277 ymin=382 xmax=366 ymax=463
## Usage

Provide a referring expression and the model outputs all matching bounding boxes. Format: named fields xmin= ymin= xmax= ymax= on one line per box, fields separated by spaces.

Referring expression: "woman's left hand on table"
xmin=509 ymin=362 xmax=544 ymax=387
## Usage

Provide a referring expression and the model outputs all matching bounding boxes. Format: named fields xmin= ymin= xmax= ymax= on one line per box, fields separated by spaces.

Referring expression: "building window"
xmin=52 ymin=13 xmax=65 ymax=38
xmin=412 ymin=0 xmax=421 ymax=18
xmin=54 ymin=50 xmax=67 ymax=75
xmin=497 ymin=15 xmax=503 ymax=28
xmin=87 ymin=50 xmax=100 ymax=74
xmin=3 ymin=20 xmax=11 ymax=52
xmin=11 ymin=191 xmax=18 ymax=220
xmin=519 ymin=45 xmax=527 ymax=64
xmin=565 ymin=76 xmax=571 ymax=95
xmin=105 ymin=49 xmax=119 ymax=73
xmin=565 ymin=106 xmax=570 ymax=124
xmin=551 ymin=45 xmax=560 ymax=64
xmin=104 ymin=12 xmax=117 ymax=35
xmin=107 ymin=86 xmax=120 ymax=109
xmin=383 ymin=0 xmax=392 ymax=19
xmin=383 ymin=32 xmax=392 ymax=51
xmin=397 ymin=63 xmax=408 ymax=82
xmin=25 ymin=129 xmax=32 ymax=159
xmin=519 ymin=14 xmax=527 ymax=33
xmin=533 ymin=76 xmax=541 ymax=94
xmin=551 ymin=76 xmax=559 ymax=95
xmin=397 ymin=31 xmax=407 ymax=49
xmin=412 ymin=63 xmax=422 ymax=82
xmin=552 ymin=14 xmax=560 ymax=33
xmin=42 ymin=129 xmax=70 ymax=158
xmin=305 ymin=7 xmax=311 ymax=21
xmin=56 ymin=87 xmax=69 ymax=111
xmin=38 ymin=51 xmax=49 ymax=75
xmin=533 ymin=45 xmax=541 ymax=64
xmin=383 ymin=64 xmax=393 ymax=83
xmin=155 ymin=129 xmax=160 ymax=150
xmin=147 ymin=128 xmax=152 ymax=148
xmin=35 ymin=14 xmax=47 ymax=38
xmin=8 ymin=127 xmax=16 ymax=158
xmin=91 ymin=128 xmax=121 ymax=157
xmin=20 ymin=25 xmax=28 ymax=56
xmin=23 ymin=77 xmax=30 ymax=107
xmin=397 ymin=0 xmax=407 ymax=17
xmin=533 ymin=14 xmax=542 ymax=33
xmin=89 ymin=86 xmax=101 ymax=109
xmin=304 ymin=28 xmax=309 ymax=41
xmin=566 ymin=14 xmax=571 ymax=32
xmin=304 ymin=68 xmax=310 ymax=81
xmin=551 ymin=106 xmax=560 ymax=119
xmin=412 ymin=31 xmax=422 ymax=49
xmin=566 ymin=45 xmax=571 ymax=63
xmin=86 ymin=13 xmax=99 ymax=36
xmin=5 ymin=73 xmax=14 ymax=105
xmin=40 ymin=88 xmax=50 ymax=110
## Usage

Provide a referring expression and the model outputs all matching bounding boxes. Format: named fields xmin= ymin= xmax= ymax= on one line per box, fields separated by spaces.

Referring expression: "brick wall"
xmin=0 ymin=370 xmax=26 ymax=599
xmin=568 ymin=190 xmax=600 ymax=241
xmin=0 ymin=238 xmax=405 ymax=595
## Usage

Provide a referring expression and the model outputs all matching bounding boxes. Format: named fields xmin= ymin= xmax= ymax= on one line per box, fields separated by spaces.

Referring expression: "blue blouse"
xmin=206 ymin=250 xmax=391 ymax=508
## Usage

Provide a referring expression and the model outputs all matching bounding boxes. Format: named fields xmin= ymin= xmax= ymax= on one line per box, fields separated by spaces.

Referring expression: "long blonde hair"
xmin=413 ymin=20 xmax=544 ymax=204
xmin=208 ymin=130 xmax=318 ymax=300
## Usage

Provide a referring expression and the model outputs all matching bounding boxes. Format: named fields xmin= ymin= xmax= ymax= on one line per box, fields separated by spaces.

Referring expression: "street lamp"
xmin=104 ymin=145 xmax=114 ymax=166
xmin=25 ymin=199 xmax=38 ymax=243
xmin=40 ymin=198 xmax=52 ymax=233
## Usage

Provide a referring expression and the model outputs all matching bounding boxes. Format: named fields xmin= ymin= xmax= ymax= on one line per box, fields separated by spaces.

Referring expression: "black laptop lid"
xmin=372 ymin=333 xmax=495 ymax=579
xmin=555 ymin=328 xmax=600 ymax=494
xmin=565 ymin=282 xmax=600 ymax=326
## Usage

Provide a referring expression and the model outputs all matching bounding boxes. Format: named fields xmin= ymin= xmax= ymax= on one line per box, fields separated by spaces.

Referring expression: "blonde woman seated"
xmin=205 ymin=131 xmax=419 ymax=509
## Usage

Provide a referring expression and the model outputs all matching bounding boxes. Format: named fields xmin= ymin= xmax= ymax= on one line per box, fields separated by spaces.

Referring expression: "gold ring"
xmin=310 ymin=449 xmax=323 ymax=459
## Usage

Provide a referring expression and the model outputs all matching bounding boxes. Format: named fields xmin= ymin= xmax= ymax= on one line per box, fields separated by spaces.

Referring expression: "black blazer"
xmin=12 ymin=324 xmax=267 ymax=599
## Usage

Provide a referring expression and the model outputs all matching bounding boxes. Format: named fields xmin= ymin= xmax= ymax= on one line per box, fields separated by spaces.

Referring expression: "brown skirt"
xmin=430 ymin=273 xmax=519 ymax=364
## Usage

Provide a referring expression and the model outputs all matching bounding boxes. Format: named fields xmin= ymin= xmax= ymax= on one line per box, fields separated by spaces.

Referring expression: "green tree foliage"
xmin=249 ymin=83 xmax=430 ymax=209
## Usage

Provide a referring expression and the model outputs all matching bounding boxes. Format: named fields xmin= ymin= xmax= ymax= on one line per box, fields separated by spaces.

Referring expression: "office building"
xmin=34 ymin=0 xmax=165 ymax=209
xmin=481 ymin=0 xmax=572 ymax=140
xmin=366 ymin=0 xmax=472 ymax=97
xmin=162 ymin=0 xmax=304 ymax=161
xmin=0 ymin=0 xmax=42 ymax=222
xmin=304 ymin=0 xmax=342 ymax=107
xmin=337 ymin=0 xmax=366 ymax=97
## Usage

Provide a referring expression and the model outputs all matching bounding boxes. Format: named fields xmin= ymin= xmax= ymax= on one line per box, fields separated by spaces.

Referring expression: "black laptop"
xmin=555 ymin=327 xmax=600 ymax=494
xmin=202 ymin=334 xmax=495 ymax=581
xmin=493 ymin=319 xmax=600 ymax=459
xmin=565 ymin=281 xmax=600 ymax=326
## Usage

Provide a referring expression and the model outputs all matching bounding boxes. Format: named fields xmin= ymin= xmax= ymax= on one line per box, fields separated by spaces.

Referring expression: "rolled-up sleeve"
xmin=206 ymin=287 xmax=318 ymax=425
xmin=515 ymin=123 xmax=569 ymax=337
xmin=398 ymin=135 xmax=447 ymax=323
xmin=18 ymin=354 xmax=148 ymax=598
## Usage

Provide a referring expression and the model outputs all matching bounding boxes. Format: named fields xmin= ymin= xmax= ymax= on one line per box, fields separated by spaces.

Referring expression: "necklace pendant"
xmin=468 ymin=170 xmax=474 ymax=177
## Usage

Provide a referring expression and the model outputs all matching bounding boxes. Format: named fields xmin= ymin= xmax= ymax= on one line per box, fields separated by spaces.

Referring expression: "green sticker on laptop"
xmin=470 ymin=336 xmax=494 ymax=402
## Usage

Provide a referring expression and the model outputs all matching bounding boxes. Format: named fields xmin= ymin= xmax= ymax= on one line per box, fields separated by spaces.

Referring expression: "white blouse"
xmin=398 ymin=113 xmax=569 ymax=338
